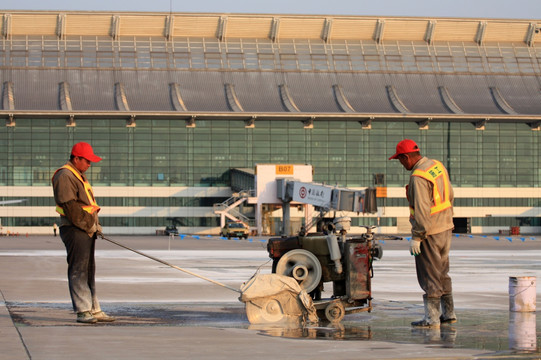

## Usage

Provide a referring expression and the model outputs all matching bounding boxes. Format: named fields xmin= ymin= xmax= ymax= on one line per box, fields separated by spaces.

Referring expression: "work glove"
xmin=410 ymin=239 xmax=422 ymax=256
xmin=96 ymin=224 xmax=104 ymax=239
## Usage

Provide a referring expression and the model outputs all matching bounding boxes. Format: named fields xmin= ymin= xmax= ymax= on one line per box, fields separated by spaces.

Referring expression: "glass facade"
xmin=1 ymin=118 xmax=540 ymax=230
xmin=1 ymin=119 xmax=539 ymax=188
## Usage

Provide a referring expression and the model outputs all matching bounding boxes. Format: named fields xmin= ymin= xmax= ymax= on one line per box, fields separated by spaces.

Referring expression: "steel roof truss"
xmin=58 ymin=82 xmax=73 ymax=111
xmin=169 ymin=83 xmax=188 ymax=111
xmin=2 ymin=81 xmax=15 ymax=111
xmin=114 ymin=82 xmax=130 ymax=112
xmin=386 ymin=85 xmax=409 ymax=113
xmin=424 ymin=20 xmax=436 ymax=45
xmin=438 ymin=86 xmax=464 ymax=114
xmin=332 ymin=84 xmax=356 ymax=113
xmin=489 ymin=86 xmax=518 ymax=115
xmin=475 ymin=21 xmax=487 ymax=46
xmin=2 ymin=14 xmax=11 ymax=39
xmin=224 ymin=83 xmax=244 ymax=112
xmin=279 ymin=84 xmax=300 ymax=112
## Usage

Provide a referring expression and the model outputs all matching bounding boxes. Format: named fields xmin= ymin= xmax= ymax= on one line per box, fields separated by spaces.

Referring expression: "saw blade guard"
xmin=240 ymin=273 xmax=318 ymax=325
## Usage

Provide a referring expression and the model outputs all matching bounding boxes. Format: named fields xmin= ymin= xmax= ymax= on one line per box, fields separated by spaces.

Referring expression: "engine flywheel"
xmin=275 ymin=249 xmax=322 ymax=293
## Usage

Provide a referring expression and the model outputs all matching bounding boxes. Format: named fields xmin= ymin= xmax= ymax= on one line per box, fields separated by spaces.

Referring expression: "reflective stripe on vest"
xmin=410 ymin=160 xmax=451 ymax=216
xmin=53 ymin=164 xmax=100 ymax=216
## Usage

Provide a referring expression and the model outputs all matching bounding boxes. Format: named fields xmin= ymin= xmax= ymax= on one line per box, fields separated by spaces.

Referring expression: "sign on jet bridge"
xmin=291 ymin=182 xmax=332 ymax=208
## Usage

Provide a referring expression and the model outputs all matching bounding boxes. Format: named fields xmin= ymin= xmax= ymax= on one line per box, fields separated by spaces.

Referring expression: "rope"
xmin=244 ymin=258 xmax=271 ymax=285
xmin=100 ymin=235 xmax=241 ymax=294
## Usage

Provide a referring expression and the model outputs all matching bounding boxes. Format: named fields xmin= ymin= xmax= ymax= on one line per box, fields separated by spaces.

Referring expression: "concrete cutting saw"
xmin=263 ymin=225 xmax=401 ymax=323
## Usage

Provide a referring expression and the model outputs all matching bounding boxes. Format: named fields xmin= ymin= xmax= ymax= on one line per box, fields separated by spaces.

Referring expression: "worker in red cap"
xmin=51 ymin=142 xmax=115 ymax=324
xmin=389 ymin=139 xmax=456 ymax=328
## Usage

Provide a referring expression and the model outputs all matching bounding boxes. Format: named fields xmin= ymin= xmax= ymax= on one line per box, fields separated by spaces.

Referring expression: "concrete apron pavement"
xmin=1 ymin=235 xmax=540 ymax=359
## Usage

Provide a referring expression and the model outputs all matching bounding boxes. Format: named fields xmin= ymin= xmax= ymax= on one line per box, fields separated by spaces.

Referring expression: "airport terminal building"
xmin=0 ymin=11 xmax=540 ymax=235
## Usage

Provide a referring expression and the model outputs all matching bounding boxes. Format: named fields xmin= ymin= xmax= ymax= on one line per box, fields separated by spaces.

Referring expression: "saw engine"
xmin=267 ymin=224 xmax=388 ymax=322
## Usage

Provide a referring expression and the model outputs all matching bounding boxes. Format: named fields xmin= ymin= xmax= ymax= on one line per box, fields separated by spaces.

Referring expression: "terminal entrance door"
xmin=453 ymin=218 xmax=471 ymax=234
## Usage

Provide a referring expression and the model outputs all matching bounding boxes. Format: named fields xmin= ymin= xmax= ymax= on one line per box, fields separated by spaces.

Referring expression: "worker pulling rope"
xmin=100 ymin=235 xmax=241 ymax=294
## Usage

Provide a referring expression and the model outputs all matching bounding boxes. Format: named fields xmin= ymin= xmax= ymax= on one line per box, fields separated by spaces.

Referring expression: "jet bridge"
xmin=276 ymin=179 xmax=377 ymax=236
xmin=214 ymin=164 xmax=377 ymax=236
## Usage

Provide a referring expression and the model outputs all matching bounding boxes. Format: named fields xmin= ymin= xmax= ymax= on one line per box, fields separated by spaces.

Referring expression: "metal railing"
xmin=213 ymin=189 xmax=254 ymax=225
xmin=3 ymin=36 xmax=540 ymax=76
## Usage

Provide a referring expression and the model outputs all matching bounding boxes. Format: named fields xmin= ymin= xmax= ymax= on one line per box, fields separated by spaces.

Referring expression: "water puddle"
xmin=249 ymin=307 xmax=541 ymax=356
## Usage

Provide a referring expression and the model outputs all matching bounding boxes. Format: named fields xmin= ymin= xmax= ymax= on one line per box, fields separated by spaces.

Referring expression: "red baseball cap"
xmin=71 ymin=142 xmax=102 ymax=162
xmin=388 ymin=139 xmax=420 ymax=160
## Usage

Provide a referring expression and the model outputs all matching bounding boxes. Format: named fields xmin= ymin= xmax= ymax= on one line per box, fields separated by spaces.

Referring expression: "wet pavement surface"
xmin=6 ymin=300 xmax=540 ymax=357
xmin=1 ymin=234 xmax=540 ymax=359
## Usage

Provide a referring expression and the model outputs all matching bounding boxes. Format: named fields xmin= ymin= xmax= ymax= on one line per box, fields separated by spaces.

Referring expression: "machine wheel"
xmin=275 ymin=249 xmax=322 ymax=293
xmin=324 ymin=301 xmax=345 ymax=322
xmin=245 ymin=297 xmax=286 ymax=324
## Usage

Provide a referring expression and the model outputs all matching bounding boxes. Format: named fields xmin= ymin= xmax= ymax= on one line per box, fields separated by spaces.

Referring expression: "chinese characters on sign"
xmin=292 ymin=182 xmax=332 ymax=208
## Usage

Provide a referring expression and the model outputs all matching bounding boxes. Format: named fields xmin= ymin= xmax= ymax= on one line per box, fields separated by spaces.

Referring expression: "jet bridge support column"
xmin=281 ymin=200 xmax=290 ymax=236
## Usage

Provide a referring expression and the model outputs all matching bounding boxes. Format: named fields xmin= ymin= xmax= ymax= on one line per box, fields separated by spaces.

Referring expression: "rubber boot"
xmin=411 ymin=295 xmax=441 ymax=328
xmin=440 ymin=294 xmax=457 ymax=324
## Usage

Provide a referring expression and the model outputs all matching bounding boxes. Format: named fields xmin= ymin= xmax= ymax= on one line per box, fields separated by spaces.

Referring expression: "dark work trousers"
xmin=415 ymin=229 xmax=453 ymax=298
xmin=60 ymin=226 xmax=101 ymax=314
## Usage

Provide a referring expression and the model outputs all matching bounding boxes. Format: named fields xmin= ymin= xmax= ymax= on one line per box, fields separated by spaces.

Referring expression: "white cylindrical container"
xmin=509 ymin=276 xmax=536 ymax=312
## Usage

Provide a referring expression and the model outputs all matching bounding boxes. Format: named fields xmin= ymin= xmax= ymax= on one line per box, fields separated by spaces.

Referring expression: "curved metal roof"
xmin=3 ymin=69 xmax=540 ymax=117
xmin=0 ymin=11 xmax=540 ymax=127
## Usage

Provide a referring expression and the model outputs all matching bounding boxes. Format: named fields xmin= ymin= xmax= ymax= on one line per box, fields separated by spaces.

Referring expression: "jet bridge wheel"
xmin=275 ymin=249 xmax=322 ymax=293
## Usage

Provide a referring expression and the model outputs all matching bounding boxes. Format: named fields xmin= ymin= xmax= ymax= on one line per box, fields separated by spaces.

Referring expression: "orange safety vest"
xmin=53 ymin=164 xmax=100 ymax=216
xmin=409 ymin=160 xmax=452 ymax=216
